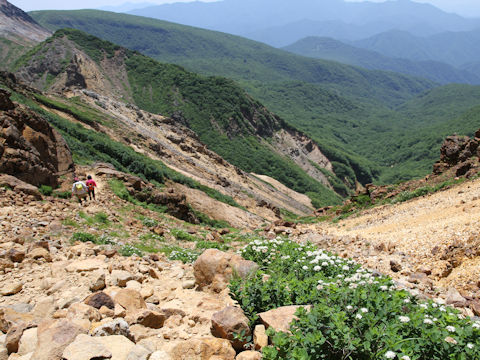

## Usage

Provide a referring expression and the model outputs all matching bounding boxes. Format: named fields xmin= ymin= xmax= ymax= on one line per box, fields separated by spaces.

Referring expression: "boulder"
xmin=0 ymin=175 xmax=41 ymax=200
xmin=31 ymin=319 xmax=87 ymax=360
xmin=90 ymin=319 xmax=133 ymax=341
xmin=27 ymin=247 xmax=51 ymax=262
xmin=126 ymin=344 xmax=151 ymax=360
xmin=113 ymin=289 xmax=147 ymax=314
xmin=125 ymin=310 xmax=165 ymax=329
xmin=62 ymin=334 xmax=112 ymax=360
xmin=7 ymin=249 xmax=25 ymax=263
xmin=67 ymin=303 xmax=102 ymax=322
xmin=169 ymin=338 xmax=235 ymax=360
xmin=0 ymin=91 xmax=74 ymax=188
xmin=1 ymin=282 xmax=23 ymax=296
xmin=211 ymin=306 xmax=250 ymax=351
xmin=0 ymin=308 xmax=34 ymax=333
xmin=84 ymin=292 xmax=115 ymax=310
xmin=17 ymin=327 xmax=37 ymax=355
xmin=0 ymin=89 xmax=14 ymax=111
xmin=96 ymin=335 xmax=136 ymax=360
xmin=389 ymin=260 xmax=402 ymax=273
xmin=5 ymin=322 xmax=30 ymax=354
xmin=445 ymin=287 xmax=468 ymax=307
xmin=90 ymin=272 xmax=106 ymax=292
xmin=258 ymin=305 xmax=311 ymax=333
xmin=111 ymin=270 xmax=134 ymax=287
xmin=194 ymin=249 xmax=258 ymax=292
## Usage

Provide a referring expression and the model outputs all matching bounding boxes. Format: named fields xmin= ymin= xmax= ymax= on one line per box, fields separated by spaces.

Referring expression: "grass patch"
xmin=38 ymin=185 xmax=53 ymax=196
xmin=170 ymin=228 xmax=200 ymax=242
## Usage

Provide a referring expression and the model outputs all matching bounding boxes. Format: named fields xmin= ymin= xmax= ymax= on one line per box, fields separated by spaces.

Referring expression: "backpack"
xmin=87 ymin=181 xmax=95 ymax=191
xmin=75 ymin=183 xmax=83 ymax=190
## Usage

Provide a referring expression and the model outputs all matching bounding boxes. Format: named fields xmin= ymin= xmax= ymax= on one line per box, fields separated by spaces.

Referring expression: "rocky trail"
xmin=298 ymin=176 xmax=480 ymax=316
xmin=0 ymin=166 xmax=266 ymax=360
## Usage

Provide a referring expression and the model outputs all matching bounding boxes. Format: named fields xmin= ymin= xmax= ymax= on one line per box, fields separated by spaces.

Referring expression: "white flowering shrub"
xmin=229 ymin=237 xmax=480 ymax=359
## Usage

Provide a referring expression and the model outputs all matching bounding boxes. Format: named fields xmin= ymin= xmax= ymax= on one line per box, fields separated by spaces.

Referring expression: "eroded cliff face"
xmin=272 ymin=129 xmax=334 ymax=188
xmin=0 ymin=0 xmax=51 ymax=43
xmin=0 ymin=86 xmax=74 ymax=188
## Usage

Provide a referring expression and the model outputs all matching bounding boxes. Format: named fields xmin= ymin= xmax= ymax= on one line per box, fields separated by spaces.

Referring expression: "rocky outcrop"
xmin=0 ymin=87 xmax=74 ymax=188
xmin=433 ymin=132 xmax=480 ymax=177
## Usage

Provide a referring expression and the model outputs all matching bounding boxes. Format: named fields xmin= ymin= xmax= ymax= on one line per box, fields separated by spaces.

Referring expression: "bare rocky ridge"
xmin=0 ymin=0 xmax=51 ymax=44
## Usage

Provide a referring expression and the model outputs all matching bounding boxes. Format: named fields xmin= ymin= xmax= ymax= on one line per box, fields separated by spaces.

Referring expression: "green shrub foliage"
xmin=230 ymin=237 xmax=480 ymax=359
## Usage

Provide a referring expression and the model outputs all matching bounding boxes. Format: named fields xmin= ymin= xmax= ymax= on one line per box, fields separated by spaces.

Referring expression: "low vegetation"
xmin=231 ymin=237 xmax=480 ymax=359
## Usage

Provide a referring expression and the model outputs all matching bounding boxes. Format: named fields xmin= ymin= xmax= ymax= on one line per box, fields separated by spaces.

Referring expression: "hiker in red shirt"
xmin=85 ymin=175 xmax=97 ymax=201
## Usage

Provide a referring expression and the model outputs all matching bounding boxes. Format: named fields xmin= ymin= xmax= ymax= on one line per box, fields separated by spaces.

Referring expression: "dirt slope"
xmin=300 ymin=177 xmax=480 ymax=305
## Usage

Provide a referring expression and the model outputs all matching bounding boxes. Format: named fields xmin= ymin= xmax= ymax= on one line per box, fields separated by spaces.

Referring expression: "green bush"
xmin=70 ymin=232 xmax=96 ymax=243
xmin=230 ymin=237 xmax=480 ymax=359
xmin=195 ymin=240 xmax=230 ymax=251
xmin=170 ymin=228 xmax=199 ymax=242
xmin=39 ymin=185 xmax=53 ymax=196
xmin=53 ymin=190 xmax=71 ymax=199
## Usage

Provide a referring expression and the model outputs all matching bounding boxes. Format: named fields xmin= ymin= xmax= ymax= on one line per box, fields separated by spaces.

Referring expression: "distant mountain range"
xmin=283 ymin=36 xmax=480 ymax=85
xmin=122 ymin=0 xmax=480 ymax=45
xmin=352 ymin=29 xmax=480 ymax=69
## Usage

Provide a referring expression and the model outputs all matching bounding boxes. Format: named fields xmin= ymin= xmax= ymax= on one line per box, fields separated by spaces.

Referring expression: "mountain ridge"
xmin=283 ymin=36 xmax=480 ymax=85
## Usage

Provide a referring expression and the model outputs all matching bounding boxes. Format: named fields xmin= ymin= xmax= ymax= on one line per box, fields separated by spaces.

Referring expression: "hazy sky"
xmin=9 ymin=0 xmax=480 ymax=17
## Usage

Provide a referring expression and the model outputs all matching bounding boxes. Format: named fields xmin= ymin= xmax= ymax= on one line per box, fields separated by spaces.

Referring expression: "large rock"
xmin=113 ymin=289 xmax=147 ymax=314
xmin=211 ymin=306 xmax=250 ymax=351
xmin=0 ymin=308 xmax=34 ymax=333
xmin=84 ymin=292 xmax=115 ymax=310
xmin=95 ymin=335 xmax=136 ymax=360
xmin=32 ymin=319 xmax=87 ymax=360
xmin=90 ymin=319 xmax=133 ymax=341
xmin=111 ymin=270 xmax=134 ymax=287
xmin=125 ymin=310 xmax=165 ymax=329
xmin=0 ymin=91 xmax=74 ymax=188
xmin=169 ymin=338 xmax=235 ymax=360
xmin=67 ymin=303 xmax=102 ymax=322
xmin=258 ymin=305 xmax=311 ymax=333
xmin=0 ymin=175 xmax=41 ymax=200
xmin=5 ymin=322 xmax=30 ymax=354
xmin=27 ymin=247 xmax=51 ymax=262
xmin=194 ymin=249 xmax=258 ymax=292
xmin=62 ymin=334 xmax=112 ymax=360
xmin=17 ymin=327 xmax=37 ymax=355
xmin=1 ymin=281 xmax=23 ymax=296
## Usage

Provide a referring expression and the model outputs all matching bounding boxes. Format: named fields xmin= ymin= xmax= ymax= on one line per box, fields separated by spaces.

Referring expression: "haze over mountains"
xmin=112 ymin=0 xmax=480 ymax=82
